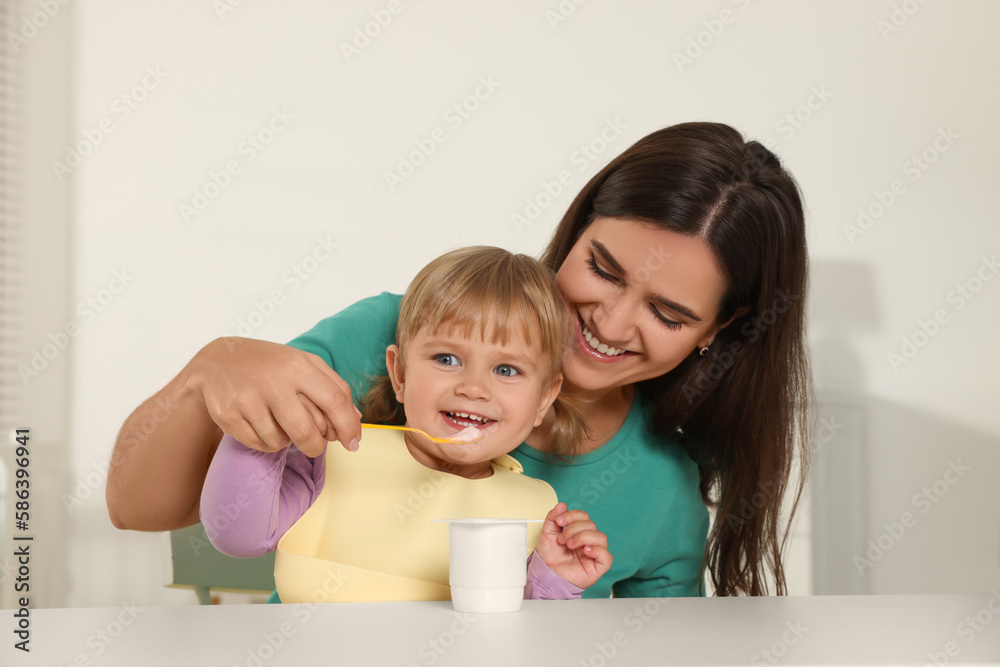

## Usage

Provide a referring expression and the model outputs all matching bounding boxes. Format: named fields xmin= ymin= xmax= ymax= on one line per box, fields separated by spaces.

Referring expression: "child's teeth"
xmin=450 ymin=411 xmax=487 ymax=423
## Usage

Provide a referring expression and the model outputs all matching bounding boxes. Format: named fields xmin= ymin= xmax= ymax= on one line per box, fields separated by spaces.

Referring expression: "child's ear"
xmin=533 ymin=372 xmax=563 ymax=427
xmin=386 ymin=345 xmax=406 ymax=404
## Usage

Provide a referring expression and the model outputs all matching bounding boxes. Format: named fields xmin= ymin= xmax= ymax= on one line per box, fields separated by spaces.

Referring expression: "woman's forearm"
xmin=106 ymin=336 xmax=361 ymax=531
xmin=107 ymin=352 xmax=221 ymax=531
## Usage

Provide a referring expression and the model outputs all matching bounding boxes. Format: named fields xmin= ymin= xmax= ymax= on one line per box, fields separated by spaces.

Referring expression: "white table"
xmin=22 ymin=594 xmax=1000 ymax=666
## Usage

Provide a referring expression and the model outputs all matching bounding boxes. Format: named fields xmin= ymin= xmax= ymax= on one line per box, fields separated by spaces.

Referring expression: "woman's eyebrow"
xmin=590 ymin=239 xmax=703 ymax=323
xmin=590 ymin=240 xmax=626 ymax=274
xmin=652 ymin=295 xmax=702 ymax=323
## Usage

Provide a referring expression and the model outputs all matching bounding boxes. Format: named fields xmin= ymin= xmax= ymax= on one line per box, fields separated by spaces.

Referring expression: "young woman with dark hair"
xmin=108 ymin=121 xmax=811 ymax=597
xmin=540 ymin=123 xmax=810 ymax=595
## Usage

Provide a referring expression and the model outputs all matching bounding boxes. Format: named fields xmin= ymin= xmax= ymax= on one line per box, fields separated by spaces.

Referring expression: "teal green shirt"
xmin=287 ymin=292 xmax=708 ymax=598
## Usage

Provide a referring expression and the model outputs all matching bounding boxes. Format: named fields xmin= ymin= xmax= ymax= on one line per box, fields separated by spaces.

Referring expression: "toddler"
xmin=200 ymin=246 xmax=611 ymax=602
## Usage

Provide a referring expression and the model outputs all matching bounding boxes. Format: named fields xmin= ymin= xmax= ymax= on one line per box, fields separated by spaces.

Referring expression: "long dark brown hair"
xmin=541 ymin=122 xmax=812 ymax=596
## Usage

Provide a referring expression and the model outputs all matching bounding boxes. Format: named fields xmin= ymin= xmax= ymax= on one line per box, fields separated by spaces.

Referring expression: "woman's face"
xmin=555 ymin=217 xmax=731 ymax=394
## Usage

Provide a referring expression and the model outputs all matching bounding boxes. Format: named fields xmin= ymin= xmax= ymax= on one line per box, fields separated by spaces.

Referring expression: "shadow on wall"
xmin=809 ymin=261 xmax=1000 ymax=595
xmin=814 ymin=395 xmax=999 ymax=595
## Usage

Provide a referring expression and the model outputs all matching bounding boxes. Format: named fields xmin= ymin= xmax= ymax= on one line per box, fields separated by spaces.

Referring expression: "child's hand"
xmin=534 ymin=502 xmax=613 ymax=590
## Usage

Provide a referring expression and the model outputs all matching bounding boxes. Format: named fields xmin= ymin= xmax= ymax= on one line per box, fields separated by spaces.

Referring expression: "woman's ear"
xmin=385 ymin=345 xmax=406 ymax=404
xmin=533 ymin=372 xmax=564 ymax=427
xmin=699 ymin=306 xmax=750 ymax=349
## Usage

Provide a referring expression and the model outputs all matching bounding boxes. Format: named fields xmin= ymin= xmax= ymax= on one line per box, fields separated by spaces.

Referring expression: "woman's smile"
xmin=555 ymin=217 xmax=730 ymax=393
xmin=574 ymin=314 xmax=634 ymax=362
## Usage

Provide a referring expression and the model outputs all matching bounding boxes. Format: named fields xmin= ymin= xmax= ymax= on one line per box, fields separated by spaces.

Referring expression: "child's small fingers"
xmin=565 ymin=527 xmax=609 ymax=550
xmin=553 ymin=509 xmax=591 ymax=527
xmin=549 ymin=502 xmax=568 ymax=518
xmin=558 ymin=520 xmax=599 ymax=542
xmin=583 ymin=545 xmax=614 ymax=570
xmin=543 ymin=502 xmax=569 ymax=534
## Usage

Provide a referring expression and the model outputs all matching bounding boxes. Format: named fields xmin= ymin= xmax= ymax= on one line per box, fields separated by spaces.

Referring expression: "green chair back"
xmin=163 ymin=523 xmax=276 ymax=604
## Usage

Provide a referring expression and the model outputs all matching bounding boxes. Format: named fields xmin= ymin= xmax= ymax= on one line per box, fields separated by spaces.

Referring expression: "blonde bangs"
xmin=397 ymin=247 xmax=569 ymax=376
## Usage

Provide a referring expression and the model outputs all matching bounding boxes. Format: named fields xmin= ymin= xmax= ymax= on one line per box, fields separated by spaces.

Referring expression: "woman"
xmin=108 ymin=122 xmax=811 ymax=597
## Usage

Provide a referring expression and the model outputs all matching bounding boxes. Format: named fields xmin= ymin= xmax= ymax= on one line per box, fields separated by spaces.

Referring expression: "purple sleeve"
xmin=523 ymin=551 xmax=584 ymax=600
xmin=199 ymin=434 xmax=326 ymax=557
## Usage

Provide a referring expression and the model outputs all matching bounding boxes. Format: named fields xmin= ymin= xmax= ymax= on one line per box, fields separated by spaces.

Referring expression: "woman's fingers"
xmin=238 ymin=392 xmax=302 ymax=452
xmin=226 ymin=416 xmax=285 ymax=454
xmin=264 ymin=385 xmax=337 ymax=457
xmin=282 ymin=395 xmax=331 ymax=458
xmin=299 ymin=354 xmax=363 ymax=449
xmin=197 ymin=338 xmax=361 ymax=455
xmin=297 ymin=393 xmax=330 ymax=436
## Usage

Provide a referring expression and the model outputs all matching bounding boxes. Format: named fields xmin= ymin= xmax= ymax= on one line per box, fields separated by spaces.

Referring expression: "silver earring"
xmin=699 ymin=346 xmax=709 ymax=357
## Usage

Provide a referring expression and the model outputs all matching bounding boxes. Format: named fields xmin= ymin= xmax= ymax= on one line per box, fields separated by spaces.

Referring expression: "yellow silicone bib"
xmin=274 ymin=429 xmax=556 ymax=603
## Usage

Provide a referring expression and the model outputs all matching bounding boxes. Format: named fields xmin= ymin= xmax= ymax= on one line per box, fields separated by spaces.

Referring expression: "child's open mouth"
xmin=442 ymin=411 xmax=495 ymax=430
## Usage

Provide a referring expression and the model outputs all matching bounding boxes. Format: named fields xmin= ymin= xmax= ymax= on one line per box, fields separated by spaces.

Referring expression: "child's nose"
xmin=454 ymin=373 xmax=490 ymax=400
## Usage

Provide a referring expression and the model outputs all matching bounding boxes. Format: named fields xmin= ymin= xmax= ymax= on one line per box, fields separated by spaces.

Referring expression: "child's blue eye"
xmin=494 ymin=364 xmax=520 ymax=377
xmin=435 ymin=354 xmax=460 ymax=366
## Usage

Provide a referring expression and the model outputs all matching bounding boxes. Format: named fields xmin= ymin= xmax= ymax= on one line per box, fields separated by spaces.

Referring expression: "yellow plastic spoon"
xmin=361 ymin=423 xmax=483 ymax=444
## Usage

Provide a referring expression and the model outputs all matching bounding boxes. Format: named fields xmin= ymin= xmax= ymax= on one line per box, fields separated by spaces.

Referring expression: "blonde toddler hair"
xmin=362 ymin=246 xmax=585 ymax=458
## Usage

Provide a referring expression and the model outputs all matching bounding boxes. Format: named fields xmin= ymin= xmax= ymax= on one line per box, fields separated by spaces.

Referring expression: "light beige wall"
xmin=12 ymin=0 xmax=999 ymax=607
xmin=1 ymin=0 xmax=73 ymax=609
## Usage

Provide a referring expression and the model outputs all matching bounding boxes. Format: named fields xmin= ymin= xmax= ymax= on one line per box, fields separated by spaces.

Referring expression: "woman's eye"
xmin=494 ymin=364 xmax=521 ymax=377
xmin=649 ymin=305 xmax=682 ymax=331
xmin=435 ymin=353 xmax=460 ymax=366
xmin=586 ymin=257 xmax=619 ymax=284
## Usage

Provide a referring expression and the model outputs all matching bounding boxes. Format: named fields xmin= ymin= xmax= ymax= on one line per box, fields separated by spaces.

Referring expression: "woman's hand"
xmin=107 ymin=336 xmax=362 ymax=531
xmin=534 ymin=502 xmax=613 ymax=590
xmin=192 ymin=337 xmax=362 ymax=457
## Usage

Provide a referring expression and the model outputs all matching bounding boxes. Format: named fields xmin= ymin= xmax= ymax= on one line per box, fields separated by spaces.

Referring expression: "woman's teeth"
xmin=582 ymin=323 xmax=625 ymax=356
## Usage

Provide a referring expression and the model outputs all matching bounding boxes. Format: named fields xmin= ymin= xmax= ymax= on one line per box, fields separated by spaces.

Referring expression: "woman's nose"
xmin=591 ymin=298 xmax=637 ymax=346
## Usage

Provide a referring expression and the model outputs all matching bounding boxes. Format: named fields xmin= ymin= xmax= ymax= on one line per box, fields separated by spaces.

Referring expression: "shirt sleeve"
xmin=286 ymin=291 xmax=402 ymax=407
xmin=611 ymin=482 xmax=709 ymax=598
xmin=523 ymin=551 xmax=584 ymax=600
xmin=199 ymin=434 xmax=326 ymax=557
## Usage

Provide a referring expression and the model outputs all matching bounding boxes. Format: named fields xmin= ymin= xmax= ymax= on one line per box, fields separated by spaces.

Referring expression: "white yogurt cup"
xmin=436 ymin=518 xmax=540 ymax=613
